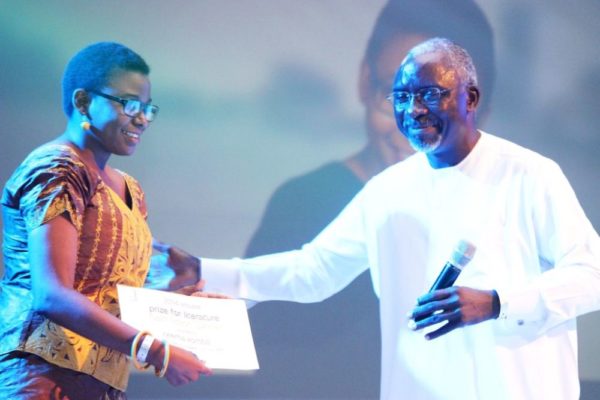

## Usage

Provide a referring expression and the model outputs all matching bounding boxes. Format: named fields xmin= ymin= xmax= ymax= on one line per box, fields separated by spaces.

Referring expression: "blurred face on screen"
xmin=360 ymin=33 xmax=427 ymax=166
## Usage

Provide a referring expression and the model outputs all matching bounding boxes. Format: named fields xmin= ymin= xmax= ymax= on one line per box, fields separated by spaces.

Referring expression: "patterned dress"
xmin=0 ymin=143 xmax=152 ymax=391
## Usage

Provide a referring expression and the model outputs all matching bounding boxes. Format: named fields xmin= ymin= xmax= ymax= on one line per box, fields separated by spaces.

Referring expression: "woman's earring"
xmin=80 ymin=115 xmax=91 ymax=131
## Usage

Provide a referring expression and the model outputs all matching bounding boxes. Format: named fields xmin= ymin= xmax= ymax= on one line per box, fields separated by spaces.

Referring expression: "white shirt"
xmin=203 ymin=132 xmax=600 ymax=400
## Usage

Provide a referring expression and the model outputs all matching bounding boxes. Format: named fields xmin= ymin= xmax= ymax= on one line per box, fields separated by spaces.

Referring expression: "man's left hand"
xmin=408 ymin=287 xmax=497 ymax=340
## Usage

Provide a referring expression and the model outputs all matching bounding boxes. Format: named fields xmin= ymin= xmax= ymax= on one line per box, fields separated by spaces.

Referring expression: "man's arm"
xmin=152 ymin=186 xmax=373 ymax=303
xmin=409 ymin=161 xmax=600 ymax=339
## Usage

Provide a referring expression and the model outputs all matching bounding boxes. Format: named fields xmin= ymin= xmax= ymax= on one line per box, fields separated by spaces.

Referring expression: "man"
xmin=238 ymin=1 xmax=495 ymax=398
xmin=150 ymin=1 xmax=495 ymax=398
xmin=197 ymin=38 xmax=600 ymax=399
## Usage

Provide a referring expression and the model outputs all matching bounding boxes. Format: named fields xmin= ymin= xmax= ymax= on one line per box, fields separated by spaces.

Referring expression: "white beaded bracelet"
xmin=137 ymin=334 xmax=155 ymax=364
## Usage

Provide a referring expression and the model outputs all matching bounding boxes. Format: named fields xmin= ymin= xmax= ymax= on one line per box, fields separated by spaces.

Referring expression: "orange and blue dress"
xmin=0 ymin=143 xmax=152 ymax=392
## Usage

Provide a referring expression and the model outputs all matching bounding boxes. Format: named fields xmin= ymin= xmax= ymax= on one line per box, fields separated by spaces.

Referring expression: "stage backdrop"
xmin=1 ymin=1 xmax=599 ymax=398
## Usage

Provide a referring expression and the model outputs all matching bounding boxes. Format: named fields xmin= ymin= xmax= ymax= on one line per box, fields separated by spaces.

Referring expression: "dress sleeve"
xmin=14 ymin=149 xmax=97 ymax=234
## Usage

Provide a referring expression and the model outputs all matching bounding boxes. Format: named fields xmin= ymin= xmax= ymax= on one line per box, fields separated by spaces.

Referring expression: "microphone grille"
xmin=449 ymin=240 xmax=477 ymax=269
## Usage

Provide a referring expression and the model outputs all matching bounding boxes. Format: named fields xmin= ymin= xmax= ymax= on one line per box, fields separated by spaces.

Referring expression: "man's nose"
xmin=406 ymin=94 xmax=428 ymax=117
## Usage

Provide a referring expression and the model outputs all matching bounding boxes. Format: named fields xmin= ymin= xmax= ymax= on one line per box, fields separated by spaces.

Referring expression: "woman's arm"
xmin=28 ymin=215 xmax=211 ymax=385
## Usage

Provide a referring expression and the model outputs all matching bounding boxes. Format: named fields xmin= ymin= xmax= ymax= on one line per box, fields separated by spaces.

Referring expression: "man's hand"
xmin=190 ymin=288 xmax=231 ymax=299
xmin=152 ymin=239 xmax=202 ymax=291
xmin=152 ymin=240 xmax=229 ymax=298
xmin=407 ymin=287 xmax=498 ymax=340
xmin=173 ymin=281 xmax=230 ymax=298
xmin=165 ymin=246 xmax=202 ymax=291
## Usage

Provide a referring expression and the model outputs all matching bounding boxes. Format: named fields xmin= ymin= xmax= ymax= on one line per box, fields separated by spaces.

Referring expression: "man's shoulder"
xmin=482 ymin=132 xmax=557 ymax=168
xmin=478 ymin=132 xmax=564 ymax=184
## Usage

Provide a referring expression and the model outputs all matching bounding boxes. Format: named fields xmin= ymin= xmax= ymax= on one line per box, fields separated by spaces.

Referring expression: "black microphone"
xmin=408 ymin=240 xmax=477 ymax=329
xmin=429 ymin=240 xmax=477 ymax=292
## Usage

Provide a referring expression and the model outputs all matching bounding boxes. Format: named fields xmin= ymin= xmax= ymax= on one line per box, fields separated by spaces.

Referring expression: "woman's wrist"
xmin=146 ymin=339 xmax=166 ymax=371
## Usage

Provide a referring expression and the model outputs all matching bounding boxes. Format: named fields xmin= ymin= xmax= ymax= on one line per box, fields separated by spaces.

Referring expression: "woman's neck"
xmin=59 ymin=123 xmax=111 ymax=171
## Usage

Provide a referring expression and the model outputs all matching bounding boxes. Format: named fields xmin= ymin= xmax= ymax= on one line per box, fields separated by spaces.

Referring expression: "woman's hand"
xmin=147 ymin=341 xmax=212 ymax=386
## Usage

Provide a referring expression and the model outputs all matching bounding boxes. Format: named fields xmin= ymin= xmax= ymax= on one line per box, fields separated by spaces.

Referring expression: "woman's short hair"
xmin=62 ymin=42 xmax=150 ymax=117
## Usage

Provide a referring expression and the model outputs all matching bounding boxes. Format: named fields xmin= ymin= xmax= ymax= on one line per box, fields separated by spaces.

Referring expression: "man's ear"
xmin=466 ymin=86 xmax=480 ymax=111
xmin=72 ymin=89 xmax=91 ymax=115
xmin=358 ymin=59 xmax=372 ymax=106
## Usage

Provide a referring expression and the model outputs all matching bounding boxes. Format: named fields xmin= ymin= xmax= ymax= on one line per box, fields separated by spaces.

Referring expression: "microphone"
xmin=429 ymin=240 xmax=477 ymax=292
xmin=408 ymin=240 xmax=477 ymax=330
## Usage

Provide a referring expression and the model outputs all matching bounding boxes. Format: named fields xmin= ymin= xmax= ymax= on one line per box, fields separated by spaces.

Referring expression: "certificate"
xmin=117 ymin=285 xmax=259 ymax=371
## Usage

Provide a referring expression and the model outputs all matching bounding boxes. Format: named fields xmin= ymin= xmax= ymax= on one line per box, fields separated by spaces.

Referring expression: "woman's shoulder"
xmin=21 ymin=142 xmax=90 ymax=175
xmin=2 ymin=142 xmax=99 ymax=205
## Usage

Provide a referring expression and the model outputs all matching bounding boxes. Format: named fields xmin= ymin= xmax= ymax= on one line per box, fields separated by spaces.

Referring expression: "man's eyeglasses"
xmin=386 ymin=87 xmax=451 ymax=111
xmin=90 ymin=90 xmax=159 ymax=122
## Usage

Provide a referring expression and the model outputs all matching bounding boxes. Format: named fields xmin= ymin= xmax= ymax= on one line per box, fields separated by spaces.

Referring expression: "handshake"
xmin=148 ymin=239 xmax=228 ymax=299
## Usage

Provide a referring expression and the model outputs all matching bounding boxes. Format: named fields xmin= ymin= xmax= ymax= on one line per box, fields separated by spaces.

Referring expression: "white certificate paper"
xmin=117 ymin=285 xmax=259 ymax=371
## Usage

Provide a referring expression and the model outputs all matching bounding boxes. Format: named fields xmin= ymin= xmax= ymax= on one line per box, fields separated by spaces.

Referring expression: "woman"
xmin=0 ymin=42 xmax=211 ymax=399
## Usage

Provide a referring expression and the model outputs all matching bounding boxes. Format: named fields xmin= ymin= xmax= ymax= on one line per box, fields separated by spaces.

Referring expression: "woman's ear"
xmin=72 ymin=89 xmax=91 ymax=116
